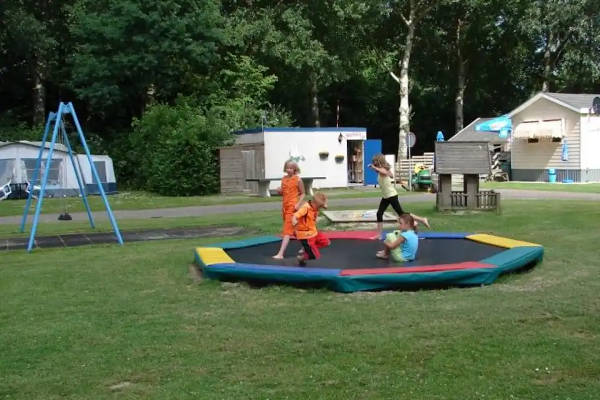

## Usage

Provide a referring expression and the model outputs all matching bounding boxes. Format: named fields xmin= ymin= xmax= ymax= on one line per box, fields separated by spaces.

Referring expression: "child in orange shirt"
xmin=272 ymin=160 xmax=305 ymax=259
xmin=292 ymin=192 xmax=330 ymax=266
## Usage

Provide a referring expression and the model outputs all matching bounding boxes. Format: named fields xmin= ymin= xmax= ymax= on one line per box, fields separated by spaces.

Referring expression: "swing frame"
xmin=20 ymin=102 xmax=124 ymax=252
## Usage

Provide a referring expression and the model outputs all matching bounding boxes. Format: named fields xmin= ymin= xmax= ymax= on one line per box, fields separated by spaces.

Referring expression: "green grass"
xmin=1 ymin=200 xmax=599 ymax=399
xmin=482 ymin=181 xmax=600 ymax=193
xmin=0 ymin=188 xmax=388 ymax=218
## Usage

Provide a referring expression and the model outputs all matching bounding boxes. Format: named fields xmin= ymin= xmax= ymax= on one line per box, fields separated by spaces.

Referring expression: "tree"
xmin=69 ymin=0 xmax=224 ymax=120
xmin=519 ymin=0 xmax=594 ymax=92
xmin=0 ymin=0 xmax=69 ymax=125
xmin=391 ymin=0 xmax=439 ymax=161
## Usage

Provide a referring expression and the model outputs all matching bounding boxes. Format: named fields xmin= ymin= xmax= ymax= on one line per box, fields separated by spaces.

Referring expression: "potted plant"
xmin=334 ymin=154 xmax=345 ymax=163
xmin=318 ymin=151 xmax=329 ymax=160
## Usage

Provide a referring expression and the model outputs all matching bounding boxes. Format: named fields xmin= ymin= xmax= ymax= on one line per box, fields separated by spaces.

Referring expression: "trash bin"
xmin=548 ymin=168 xmax=556 ymax=183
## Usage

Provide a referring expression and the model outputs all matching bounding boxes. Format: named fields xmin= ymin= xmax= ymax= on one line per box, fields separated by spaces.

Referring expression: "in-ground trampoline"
xmin=194 ymin=231 xmax=543 ymax=293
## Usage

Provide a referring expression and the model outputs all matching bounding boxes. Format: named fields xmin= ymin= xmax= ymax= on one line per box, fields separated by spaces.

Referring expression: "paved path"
xmin=1 ymin=189 xmax=598 ymax=225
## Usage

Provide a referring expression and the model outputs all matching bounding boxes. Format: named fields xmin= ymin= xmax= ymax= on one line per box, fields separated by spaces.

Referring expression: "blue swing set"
xmin=19 ymin=102 xmax=124 ymax=252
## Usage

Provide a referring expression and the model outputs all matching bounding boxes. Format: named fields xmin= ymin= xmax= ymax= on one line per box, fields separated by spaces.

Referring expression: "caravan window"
xmin=21 ymin=158 xmax=63 ymax=186
xmin=0 ymin=159 xmax=15 ymax=183
xmin=93 ymin=161 xmax=107 ymax=183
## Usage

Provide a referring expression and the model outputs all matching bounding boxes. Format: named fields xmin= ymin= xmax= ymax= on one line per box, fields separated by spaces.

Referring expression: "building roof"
xmin=0 ymin=141 xmax=68 ymax=153
xmin=448 ymin=118 xmax=508 ymax=144
xmin=235 ymin=127 xmax=367 ymax=134
xmin=509 ymin=92 xmax=600 ymax=115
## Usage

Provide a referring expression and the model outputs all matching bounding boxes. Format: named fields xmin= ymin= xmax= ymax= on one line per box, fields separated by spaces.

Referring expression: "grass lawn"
xmin=1 ymin=200 xmax=599 ymax=399
xmin=482 ymin=181 xmax=600 ymax=193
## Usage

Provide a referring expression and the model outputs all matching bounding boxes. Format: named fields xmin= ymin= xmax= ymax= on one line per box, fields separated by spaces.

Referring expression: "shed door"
xmin=242 ymin=150 xmax=257 ymax=192
xmin=363 ymin=139 xmax=382 ymax=185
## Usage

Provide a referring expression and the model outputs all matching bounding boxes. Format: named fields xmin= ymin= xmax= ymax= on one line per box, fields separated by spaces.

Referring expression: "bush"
xmin=128 ymin=100 xmax=231 ymax=196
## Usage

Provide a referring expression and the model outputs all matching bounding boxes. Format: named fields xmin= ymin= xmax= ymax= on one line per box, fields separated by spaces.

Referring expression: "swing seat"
xmin=0 ymin=180 xmax=12 ymax=200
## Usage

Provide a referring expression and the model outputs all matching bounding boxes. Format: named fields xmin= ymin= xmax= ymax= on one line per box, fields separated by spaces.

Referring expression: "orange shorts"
xmin=282 ymin=210 xmax=295 ymax=236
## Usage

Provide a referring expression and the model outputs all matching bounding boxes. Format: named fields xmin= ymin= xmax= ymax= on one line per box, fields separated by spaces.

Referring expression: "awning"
xmin=514 ymin=120 xmax=564 ymax=140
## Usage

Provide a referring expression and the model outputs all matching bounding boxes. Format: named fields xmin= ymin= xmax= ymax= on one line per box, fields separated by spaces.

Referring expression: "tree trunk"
xmin=455 ymin=19 xmax=466 ymax=134
xmin=398 ymin=9 xmax=416 ymax=161
xmin=542 ymin=32 xmax=553 ymax=92
xmin=310 ymin=78 xmax=320 ymax=127
xmin=32 ymin=56 xmax=46 ymax=126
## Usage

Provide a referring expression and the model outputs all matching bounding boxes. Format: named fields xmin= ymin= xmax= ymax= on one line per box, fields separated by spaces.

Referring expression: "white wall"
xmin=0 ymin=144 xmax=115 ymax=190
xmin=0 ymin=144 xmax=77 ymax=187
xmin=76 ymin=154 xmax=116 ymax=184
xmin=580 ymin=115 xmax=600 ymax=169
xmin=511 ymin=97 xmax=580 ymax=170
xmin=263 ymin=129 xmax=365 ymax=189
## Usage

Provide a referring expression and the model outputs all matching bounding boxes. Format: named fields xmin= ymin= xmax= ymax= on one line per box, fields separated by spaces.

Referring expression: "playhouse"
xmin=0 ymin=141 xmax=117 ymax=198
xmin=219 ymin=127 xmax=382 ymax=194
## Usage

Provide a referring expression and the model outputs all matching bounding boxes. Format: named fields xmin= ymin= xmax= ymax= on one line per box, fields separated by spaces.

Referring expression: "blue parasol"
xmin=562 ymin=139 xmax=569 ymax=161
xmin=436 ymin=131 xmax=445 ymax=142
xmin=475 ymin=115 xmax=512 ymax=133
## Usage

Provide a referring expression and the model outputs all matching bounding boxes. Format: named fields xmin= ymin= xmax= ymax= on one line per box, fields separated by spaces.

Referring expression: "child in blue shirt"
xmin=376 ymin=213 xmax=419 ymax=262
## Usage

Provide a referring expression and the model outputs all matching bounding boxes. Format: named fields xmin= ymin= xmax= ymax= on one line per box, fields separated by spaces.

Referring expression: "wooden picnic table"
xmin=245 ymin=176 xmax=326 ymax=197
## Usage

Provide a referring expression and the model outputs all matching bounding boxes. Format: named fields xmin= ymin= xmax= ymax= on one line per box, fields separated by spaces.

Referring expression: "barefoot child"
xmin=292 ymin=192 xmax=330 ymax=266
xmin=376 ymin=213 xmax=419 ymax=262
xmin=368 ymin=153 xmax=430 ymax=235
xmin=273 ymin=160 xmax=305 ymax=259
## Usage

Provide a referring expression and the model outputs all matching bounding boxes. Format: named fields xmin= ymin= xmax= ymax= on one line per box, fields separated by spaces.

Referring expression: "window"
xmin=93 ymin=161 xmax=107 ymax=183
xmin=0 ymin=159 xmax=15 ymax=183
xmin=21 ymin=158 xmax=63 ymax=186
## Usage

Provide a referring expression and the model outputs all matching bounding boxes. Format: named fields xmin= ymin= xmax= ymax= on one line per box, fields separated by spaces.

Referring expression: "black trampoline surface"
xmin=1 ymin=226 xmax=249 ymax=251
xmin=225 ymin=238 xmax=506 ymax=269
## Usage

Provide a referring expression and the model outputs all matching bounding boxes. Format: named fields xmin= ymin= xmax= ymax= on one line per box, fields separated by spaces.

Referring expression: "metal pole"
xmin=20 ymin=112 xmax=55 ymax=232
xmin=27 ymin=104 xmax=65 ymax=251
xmin=60 ymin=121 xmax=96 ymax=228
xmin=66 ymin=102 xmax=123 ymax=245
xmin=408 ymin=137 xmax=412 ymax=192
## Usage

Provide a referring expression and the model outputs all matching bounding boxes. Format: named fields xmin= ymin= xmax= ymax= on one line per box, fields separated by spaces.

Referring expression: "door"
xmin=241 ymin=150 xmax=257 ymax=192
xmin=363 ymin=139 xmax=382 ymax=185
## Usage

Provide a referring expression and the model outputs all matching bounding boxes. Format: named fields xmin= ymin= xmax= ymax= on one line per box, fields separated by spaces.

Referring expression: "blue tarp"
xmin=562 ymin=139 xmax=569 ymax=161
xmin=476 ymin=115 xmax=512 ymax=137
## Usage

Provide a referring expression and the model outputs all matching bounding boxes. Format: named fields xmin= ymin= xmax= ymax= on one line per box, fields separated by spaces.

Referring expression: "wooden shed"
xmin=435 ymin=141 xmax=499 ymax=211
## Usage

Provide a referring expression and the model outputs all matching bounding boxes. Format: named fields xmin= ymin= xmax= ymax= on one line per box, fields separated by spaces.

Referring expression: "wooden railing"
xmin=450 ymin=191 xmax=468 ymax=208
xmin=477 ymin=190 xmax=500 ymax=210
xmin=448 ymin=190 xmax=500 ymax=211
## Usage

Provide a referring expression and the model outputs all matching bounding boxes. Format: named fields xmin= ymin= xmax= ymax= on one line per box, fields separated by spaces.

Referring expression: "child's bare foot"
xmin=272 ymin=254 xmax=284 ymax=259
xmin=296 ymin=254 xmax=306 ymax=266
xmin=376 ymin=250 xmax=388 ymax=260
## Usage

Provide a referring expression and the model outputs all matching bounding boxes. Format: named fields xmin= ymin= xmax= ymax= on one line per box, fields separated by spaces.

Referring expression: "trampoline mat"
xmin=224 ymin=238 xmax=506 ymax=269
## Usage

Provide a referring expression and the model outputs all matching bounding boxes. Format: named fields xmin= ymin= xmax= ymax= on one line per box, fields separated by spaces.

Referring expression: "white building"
xmin=508 ymin=92 xmax=600 ymax=182
xmin=219 ymin=127 xmax=381 ymax=194
xmin=0 ymin=141 xmax=117 ymax=198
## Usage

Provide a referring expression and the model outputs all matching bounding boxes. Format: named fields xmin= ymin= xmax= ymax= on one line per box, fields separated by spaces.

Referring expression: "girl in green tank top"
xmin=368 ymin=154 xmax=430 ymax=236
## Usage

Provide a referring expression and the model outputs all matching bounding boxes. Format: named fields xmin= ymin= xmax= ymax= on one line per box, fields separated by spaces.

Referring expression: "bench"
xmin=245 ymin=176 xmax=326 ymax=198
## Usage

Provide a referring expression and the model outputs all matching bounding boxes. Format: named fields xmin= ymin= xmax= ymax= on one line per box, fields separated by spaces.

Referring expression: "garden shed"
xmin=508 ymin=92 xmax=600 ymax=182
xmin=0 ymin=141 xmax=117 ymax=198
xmin=219 ymin=127 xmax=381 ymax=194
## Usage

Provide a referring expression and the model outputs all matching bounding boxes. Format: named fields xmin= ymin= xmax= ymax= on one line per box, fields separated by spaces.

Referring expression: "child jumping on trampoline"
xmin=368 ymin=153 xmax=430 ymax=234
xmin=376 ymin=213 xmax=419 ymax=262
xmin=292 ymin=192 xmax=330 ymax=266
xmin=273 ymin=160 xmax=305 ymax=259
